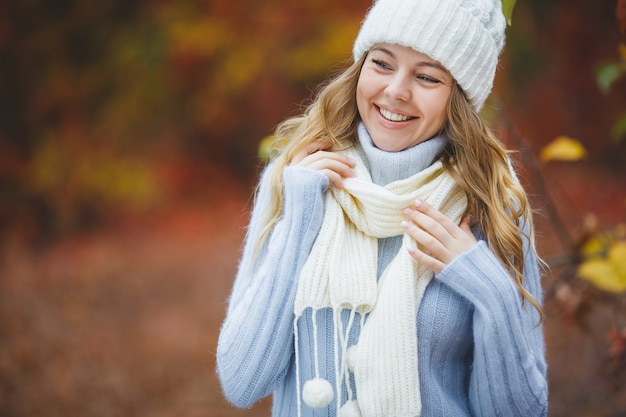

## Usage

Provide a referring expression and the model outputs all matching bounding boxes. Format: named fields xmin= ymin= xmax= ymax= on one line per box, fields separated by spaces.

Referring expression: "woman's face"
xmin=356 ymin=43 xmax=453 ymax=152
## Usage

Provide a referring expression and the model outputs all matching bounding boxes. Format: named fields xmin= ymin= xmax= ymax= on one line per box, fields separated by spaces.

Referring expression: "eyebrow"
xmin=371 ymin=46 xmax=448 ymax=72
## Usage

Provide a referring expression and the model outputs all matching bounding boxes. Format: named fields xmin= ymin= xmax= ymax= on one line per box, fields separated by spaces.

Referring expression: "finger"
xmin=406 ymin=244 xmax=445 ymax=273
xmin=412 ymin=199 xmax=462 ymax=235
xmin=459 ymin=216 xmax=473 ymax=235
xmin=401 ymin=219 xmax=447 ymax=260
xmin=303 ymin=140 xmax=333 ymax=155
xmin=290 ymin=151 xmax=357 ymax=191
xmin=303 ymin=150 xmax=355 ymax=167
xmin=295 ymin=150 xmax=355 ymax=171
xmin=324 ymin=169 xmax=347 ymax=190
xmin=291 ymin=141 xmax=333 ymax=164
xmin=403 ymin=207 xmax=453 ymax=247
xmin=306 ymin=156 xmax=356 ymax=178
xmin=457 ymin=216 xmax=479 ymax=250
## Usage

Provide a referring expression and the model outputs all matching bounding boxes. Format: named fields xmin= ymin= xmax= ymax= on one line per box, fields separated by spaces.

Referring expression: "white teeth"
xmin=379 ymin=107 xmax=413 ymax=122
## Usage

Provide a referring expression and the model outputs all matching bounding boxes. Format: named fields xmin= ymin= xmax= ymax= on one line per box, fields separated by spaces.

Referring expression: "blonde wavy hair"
xmin=256 ymin=52 xmax=541 ymax=318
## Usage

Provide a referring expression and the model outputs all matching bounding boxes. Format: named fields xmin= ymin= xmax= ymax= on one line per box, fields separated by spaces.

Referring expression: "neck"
xmin=356 ymin=123 xmax=447 ymax=186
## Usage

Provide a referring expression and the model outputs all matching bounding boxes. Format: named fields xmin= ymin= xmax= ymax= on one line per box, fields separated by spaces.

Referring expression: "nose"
xmin=385 ymin=71 xmax=412 ymax=101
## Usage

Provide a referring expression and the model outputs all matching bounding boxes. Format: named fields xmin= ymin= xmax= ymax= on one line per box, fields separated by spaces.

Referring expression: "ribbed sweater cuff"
xmin=436 ymin=241 xmax=523 ymax=321
xmin=283 ymin=165 xmax=329 ymax=197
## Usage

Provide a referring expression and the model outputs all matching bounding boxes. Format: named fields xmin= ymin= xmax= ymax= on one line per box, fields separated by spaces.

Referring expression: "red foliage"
xmin=0 ymin=192 xmax=272 ymax=417
xmin=0 ymin=1 xmax=625 ymax=416
xmin=618 ymin=0 xmax=626 ymax=39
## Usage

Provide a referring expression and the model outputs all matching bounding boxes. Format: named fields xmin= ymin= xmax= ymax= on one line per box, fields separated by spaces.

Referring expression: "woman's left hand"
xmin=401 ymin=200 xmax=478 ymax=273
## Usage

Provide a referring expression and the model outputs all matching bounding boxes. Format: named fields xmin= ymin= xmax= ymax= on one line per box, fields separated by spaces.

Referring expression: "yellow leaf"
xmin=578 ymin=253 xmax=626 ymax=294
xmin=540 ymin=136 xmax=587 ymax=162
xmin=580 ymin=234 xmax=608 ymax=258
xmin=258 ymin=135 xmax=275 ymax=161
xmin=609 ymin=242 xmax=626 ymax=278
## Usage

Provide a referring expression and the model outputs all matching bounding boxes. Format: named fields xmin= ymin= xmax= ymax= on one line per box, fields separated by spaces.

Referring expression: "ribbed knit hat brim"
xmin=353 ymin=0 xmax=506 ymax=111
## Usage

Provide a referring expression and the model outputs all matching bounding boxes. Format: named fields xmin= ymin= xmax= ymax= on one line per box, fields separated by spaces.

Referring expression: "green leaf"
xmin=502 ymin=0 xmax=518 ymax=26
xmin=596 ymin=62 xmax=624 ymax=93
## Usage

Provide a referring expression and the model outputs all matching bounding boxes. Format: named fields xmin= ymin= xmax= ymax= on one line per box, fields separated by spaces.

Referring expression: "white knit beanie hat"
xmin=353 ymin=0 xmax=506 ymax=111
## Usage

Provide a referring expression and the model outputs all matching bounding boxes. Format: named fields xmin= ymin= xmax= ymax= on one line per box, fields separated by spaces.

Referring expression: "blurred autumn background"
xmin=0 ymin=0 xmax=625 ymax=416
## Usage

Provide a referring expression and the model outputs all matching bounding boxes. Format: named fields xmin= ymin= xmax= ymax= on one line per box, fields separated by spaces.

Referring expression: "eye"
xmin=417 ymin=74 xmax=441 ymax=84
xmin=372 ymin=58 xmax=392 ymax=70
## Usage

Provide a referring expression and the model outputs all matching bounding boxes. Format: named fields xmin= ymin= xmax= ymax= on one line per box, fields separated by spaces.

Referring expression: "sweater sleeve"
xmin=216 ymin=163 xmax=329 ymax=408
xmin=436 ymin=219 xmax=548 ymax=416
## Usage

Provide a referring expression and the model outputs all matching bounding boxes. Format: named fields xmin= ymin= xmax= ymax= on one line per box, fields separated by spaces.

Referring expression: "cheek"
xmin=356 ymin=86 xmax=365 ymax=116
xmin=355 ymin=75 xmax=370 ymax=114
xmin=429 ymin=91 xmax=450 ymax=125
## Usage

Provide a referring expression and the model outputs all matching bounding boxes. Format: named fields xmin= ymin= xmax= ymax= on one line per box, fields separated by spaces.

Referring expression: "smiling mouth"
xmin=378 ymin=106 xmax=416 ymax=122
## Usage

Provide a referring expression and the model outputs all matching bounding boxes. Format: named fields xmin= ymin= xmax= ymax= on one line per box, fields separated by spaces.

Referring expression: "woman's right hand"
xmin=290 ymin=141 xmax=356 ymax=189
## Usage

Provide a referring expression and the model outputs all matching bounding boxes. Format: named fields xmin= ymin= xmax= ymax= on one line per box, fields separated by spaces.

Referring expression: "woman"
xmin=217 ymin=0 xmax=548 ymax=416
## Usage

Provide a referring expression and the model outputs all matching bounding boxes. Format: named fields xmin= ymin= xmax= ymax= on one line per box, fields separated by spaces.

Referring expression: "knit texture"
xmin=216 ymin=126 xmax=548 ymax=417
xmin=294 ymin=146 xmax=467 ymax=416
xmin=353 ymin=0 xmax=506 ymax=111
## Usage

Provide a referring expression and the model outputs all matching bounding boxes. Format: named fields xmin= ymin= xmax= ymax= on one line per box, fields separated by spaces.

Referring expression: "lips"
xmin=377 ymin=106 xmax=416 ymax=122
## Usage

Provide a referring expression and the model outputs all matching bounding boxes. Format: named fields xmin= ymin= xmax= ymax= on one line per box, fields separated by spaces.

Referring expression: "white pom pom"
xmin=339 ymin=400 xmax=362 ymax=417
xmin=302 ymin=378 xmax=334 ymax=408
xmin=346 ymin=345 xmax=358 ymax=373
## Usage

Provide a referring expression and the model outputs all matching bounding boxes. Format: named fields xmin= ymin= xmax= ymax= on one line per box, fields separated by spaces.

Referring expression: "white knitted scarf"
xmin=293 ymin=146 xmax=467 ymax=417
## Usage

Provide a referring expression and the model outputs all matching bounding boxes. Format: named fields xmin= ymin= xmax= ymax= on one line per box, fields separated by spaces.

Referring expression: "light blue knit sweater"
xmin=217 ymin=125 xmax=548 ymax=416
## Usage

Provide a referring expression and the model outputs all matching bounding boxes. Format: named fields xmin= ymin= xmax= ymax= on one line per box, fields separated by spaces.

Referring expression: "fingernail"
xmin=401 ymin=220 xmax=409 ymax=230
xmin=414 ymin=199 xmax=422 ymax=207
xmin=403 ymin=208 xmax=412 ymax=216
